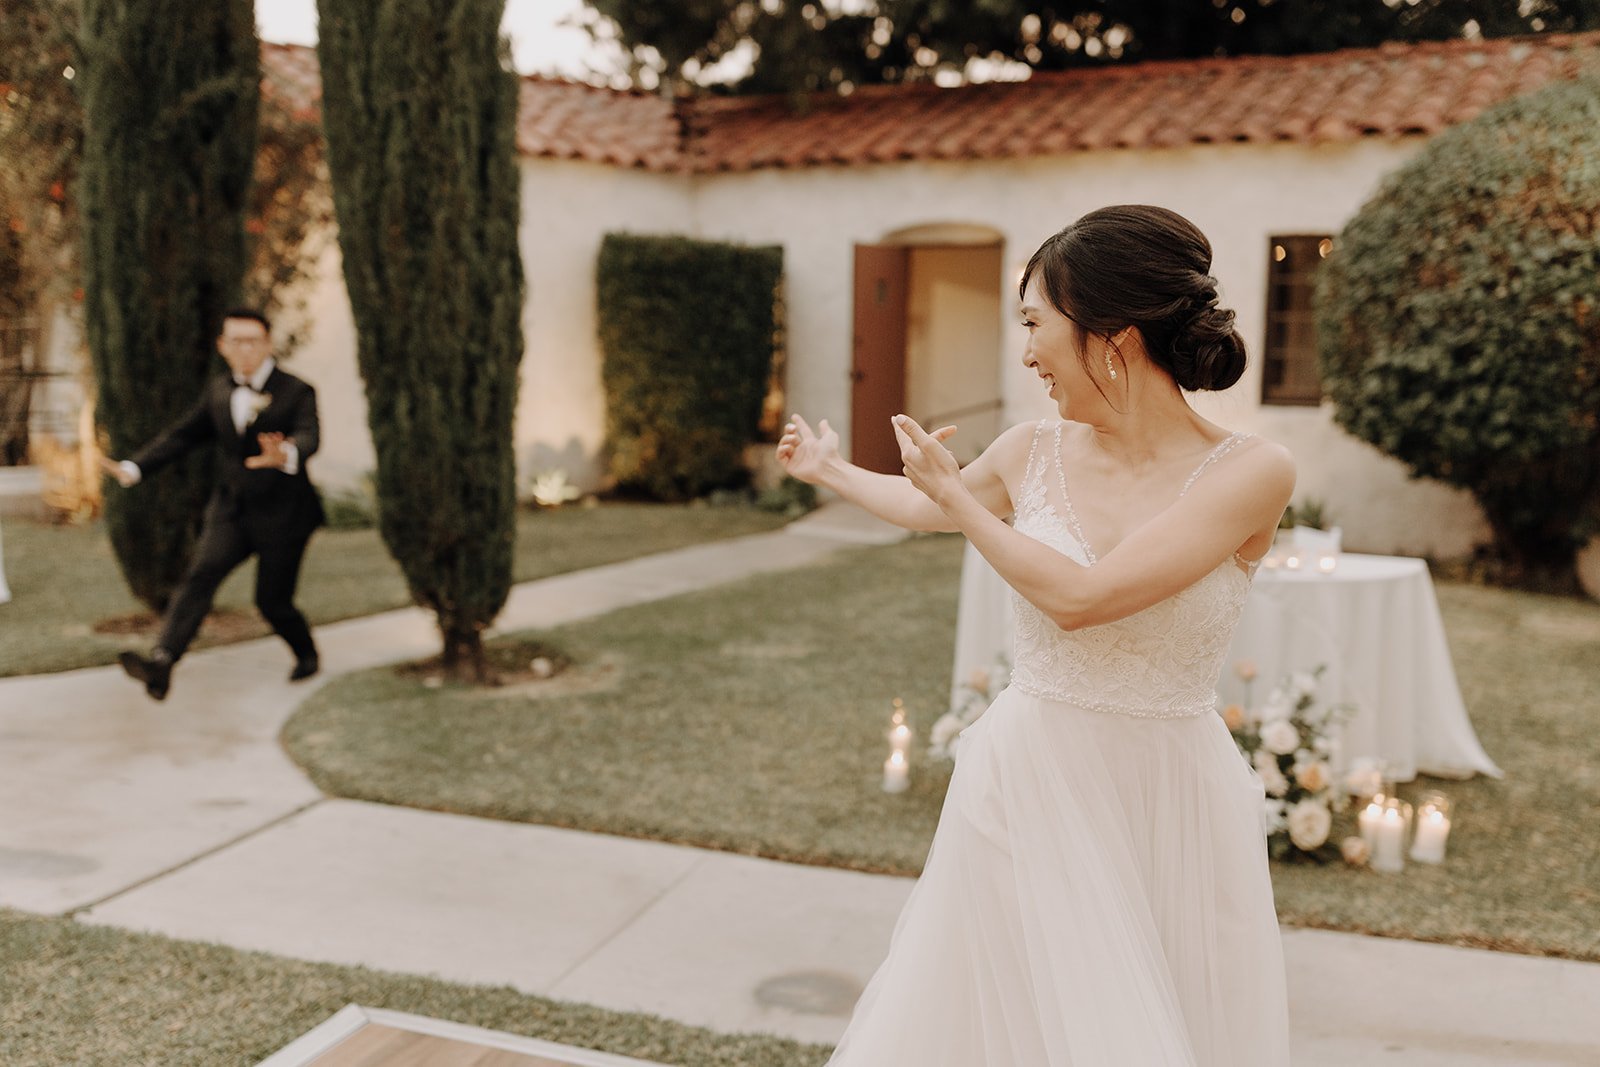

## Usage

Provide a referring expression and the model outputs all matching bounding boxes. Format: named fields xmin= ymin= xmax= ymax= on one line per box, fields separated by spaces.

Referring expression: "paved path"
xmin=3 ymin=504 xmax=1598 ymax=1064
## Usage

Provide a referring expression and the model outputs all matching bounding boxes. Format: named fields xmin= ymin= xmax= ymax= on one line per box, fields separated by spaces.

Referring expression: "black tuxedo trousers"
xmin=131 ymin=367 xmax=326 ymax=662
xmin=157 ymin=500 xmax=317 ymax=661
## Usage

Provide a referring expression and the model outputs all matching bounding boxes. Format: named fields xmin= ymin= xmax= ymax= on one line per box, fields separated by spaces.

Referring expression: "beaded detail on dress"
xmin=1007 ymin=420 xmax=1256 ymax=719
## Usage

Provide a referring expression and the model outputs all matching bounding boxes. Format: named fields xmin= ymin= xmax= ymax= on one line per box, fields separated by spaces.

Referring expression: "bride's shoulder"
xmin=989 ymin=418 xmax=1055 ymax=456
xmin=967 ymin=419 xmax=1054 ymax=489
xmin=1224 ymin=432 xmax=1296 ymax=499
xmin=1233 ymin=431 xmax=1294 ymax=470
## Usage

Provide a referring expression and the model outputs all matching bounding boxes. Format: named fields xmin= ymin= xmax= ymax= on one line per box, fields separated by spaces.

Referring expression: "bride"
xmin=776 ymin=205 xmax=1294 ymax=1065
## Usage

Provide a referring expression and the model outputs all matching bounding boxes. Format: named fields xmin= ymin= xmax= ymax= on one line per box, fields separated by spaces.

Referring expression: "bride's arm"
xmin=897 ymin=416 xmax=1294 ymax=629
xmin=777 ymin=414 xmax=1032 ymax=532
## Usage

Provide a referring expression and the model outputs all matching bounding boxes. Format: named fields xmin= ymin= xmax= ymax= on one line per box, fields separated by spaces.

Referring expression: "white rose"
xmin=1340 ymin=836 xmax=1371 ymax=867
xmin=1290 ymin=671 xmax=1319 ymax=700
xmin=1260 ymin=718 xmax=1300 ymax=756
xmin=928 ymin=713 xmax=960 ymax=755
xmin=1258 ymin=688 xmax=1292 ymax=722
xmin=1262 ymin=798 xmax=1288 ymax=835
xmin=1287 ymin=799 xmax=1332 ymax=850
xmin=1252 ymin=750 xmax=1288 ymax=797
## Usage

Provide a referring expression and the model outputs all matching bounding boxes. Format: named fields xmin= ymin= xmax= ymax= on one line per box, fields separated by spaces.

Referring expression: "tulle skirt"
xmin=828 ymin=686 xmax=1291 ymax=1066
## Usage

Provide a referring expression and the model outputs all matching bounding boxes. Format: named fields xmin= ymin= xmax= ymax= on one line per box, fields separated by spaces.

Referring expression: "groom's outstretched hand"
xmin=893 ymin=414 xmax=962 ymax=508
xmin=245 ymin=432 xmax=290 ymax=470
xmin=97 ymin=455 xmax=138 ymax=488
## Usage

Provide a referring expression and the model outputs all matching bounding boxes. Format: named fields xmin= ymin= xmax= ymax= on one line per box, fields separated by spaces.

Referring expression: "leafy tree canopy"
xmin=577 ymin=0 xmax=1600 ymax=95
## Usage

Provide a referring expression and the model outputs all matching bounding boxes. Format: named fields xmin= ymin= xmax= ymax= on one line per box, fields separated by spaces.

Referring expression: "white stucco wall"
xmin=284 ymin=240 xmax=369 ymax=490
xmin=691 ymin=139 xmax=1490 ymax=558
xmin=296 ymin=134 xmax=1490 ymax=558
xmin=288 ymin=159 xmax=691 ymax=493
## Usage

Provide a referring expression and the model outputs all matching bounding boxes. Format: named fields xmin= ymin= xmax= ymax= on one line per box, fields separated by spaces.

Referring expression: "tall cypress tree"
xmin=77 ymin=0 xmax=259 ymax=610
xmin=317 ymin=0 xmax=526 ymax=679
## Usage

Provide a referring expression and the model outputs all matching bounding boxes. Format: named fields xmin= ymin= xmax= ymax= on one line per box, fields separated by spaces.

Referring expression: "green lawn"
xmin=0 ymin=502 xmax=787 ymax=677
xmin=285 ymin=537 xmax=1600 ymax=960
xmin=0 ymin=909 xmax=827 ymax=1067
xmin=286 ymin=535 xmax=964 ymax=876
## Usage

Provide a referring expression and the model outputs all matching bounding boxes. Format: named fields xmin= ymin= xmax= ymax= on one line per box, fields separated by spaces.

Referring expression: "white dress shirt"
xmin=120 ymin=358 xmax=298 ymax=485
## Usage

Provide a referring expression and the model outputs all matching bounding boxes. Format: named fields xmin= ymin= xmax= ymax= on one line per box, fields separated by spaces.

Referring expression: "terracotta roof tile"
xmin=260 ymin=30 xmax=1600 ymax=174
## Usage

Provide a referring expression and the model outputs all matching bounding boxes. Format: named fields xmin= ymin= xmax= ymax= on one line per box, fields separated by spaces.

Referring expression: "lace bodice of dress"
xmin=1007 ymin=420 xmax=1257 ymax=719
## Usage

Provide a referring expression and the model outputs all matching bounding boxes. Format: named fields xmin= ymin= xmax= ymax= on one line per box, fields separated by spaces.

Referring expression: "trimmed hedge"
xmin=598 ymin=233 xmax=783 ymax=500
xmin=1315 ymin=71 xmax=1600 ymax=587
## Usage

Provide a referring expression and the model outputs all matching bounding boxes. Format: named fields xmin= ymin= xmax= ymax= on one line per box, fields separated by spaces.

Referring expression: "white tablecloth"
xmin=949 ymin=544 xmax=1502 ymax=782
xmin=1222 ymin=553 xmax=1500 ymax=781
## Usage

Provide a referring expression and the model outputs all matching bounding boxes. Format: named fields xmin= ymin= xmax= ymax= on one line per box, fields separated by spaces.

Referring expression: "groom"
xmin=101 ymin=308 xmax=326 ymax=700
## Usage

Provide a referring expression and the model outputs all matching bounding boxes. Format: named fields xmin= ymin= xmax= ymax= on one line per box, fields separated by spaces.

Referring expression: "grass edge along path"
xmin=0 ymin=908 xmax=830 ymax=1067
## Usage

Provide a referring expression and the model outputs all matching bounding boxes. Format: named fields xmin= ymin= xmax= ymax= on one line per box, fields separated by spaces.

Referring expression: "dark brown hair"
xmin=219 ymin=307 xmax=271 ymax=333
xmin=1019 ymin=205 xmax=1245 ymax=392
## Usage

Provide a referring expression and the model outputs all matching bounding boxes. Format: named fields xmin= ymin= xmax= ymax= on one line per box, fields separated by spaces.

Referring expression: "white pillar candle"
xmin=1372 ymin=807 xmax=1408 ymax=873
xmin=1411 ymin=808 xmax=1451 ymax=864
xmin=882 ymin=749 xmax=909 ymax=794
xmin=1358 ymin=800 xmax=1384 ymax=847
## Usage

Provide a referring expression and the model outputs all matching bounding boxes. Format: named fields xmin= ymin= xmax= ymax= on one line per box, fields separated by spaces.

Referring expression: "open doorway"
xmin=851 ymin=225 xmax=1004 ymax=473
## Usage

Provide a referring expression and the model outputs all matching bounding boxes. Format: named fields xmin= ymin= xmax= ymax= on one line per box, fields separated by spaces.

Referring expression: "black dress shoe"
xmin=119 ymin=650 xmax=173 ymax=701
xmin=289 ymin=655 xmax=319 ymax=682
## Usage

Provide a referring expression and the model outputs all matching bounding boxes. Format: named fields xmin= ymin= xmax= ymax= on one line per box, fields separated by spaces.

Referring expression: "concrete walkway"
xmin=3 ymin=504 xmax=1598 ymax=1064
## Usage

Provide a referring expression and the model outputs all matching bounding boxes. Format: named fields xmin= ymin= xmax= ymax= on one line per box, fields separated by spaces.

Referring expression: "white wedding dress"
xmin=828 ymin=420 xmax=1291 ymax=1066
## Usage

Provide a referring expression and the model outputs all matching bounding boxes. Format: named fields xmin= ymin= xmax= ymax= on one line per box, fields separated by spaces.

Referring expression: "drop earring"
xmin=1105 ymin=350 xmax=1117 ymax=380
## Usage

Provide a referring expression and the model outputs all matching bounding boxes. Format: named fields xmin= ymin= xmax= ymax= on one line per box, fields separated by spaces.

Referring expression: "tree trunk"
xmin=439 ymin=626 xmax=492 ymax=685
xmin=1484 ymin=511 xmax=1582 ymax=595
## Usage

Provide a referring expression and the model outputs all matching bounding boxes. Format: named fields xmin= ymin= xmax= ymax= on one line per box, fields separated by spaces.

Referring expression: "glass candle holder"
xmin=1410 ymin=792 xmax=1453 ymax=864
xmin=882 ymin=748 xmax=910 ymax=794
xmin=1370 ymin=796 xmax=1412 ymax=873
xmin=1316 ymin=550 xmax=1339 ymax=574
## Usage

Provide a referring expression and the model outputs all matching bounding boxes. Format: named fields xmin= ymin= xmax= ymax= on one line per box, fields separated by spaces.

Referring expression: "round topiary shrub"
xmin=1316 ymin=71 xmax=1600 ymax=589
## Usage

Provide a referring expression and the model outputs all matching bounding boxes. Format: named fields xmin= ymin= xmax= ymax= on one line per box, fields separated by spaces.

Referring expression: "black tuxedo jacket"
xmin=131 ymin=365 xmax=326 ymax=538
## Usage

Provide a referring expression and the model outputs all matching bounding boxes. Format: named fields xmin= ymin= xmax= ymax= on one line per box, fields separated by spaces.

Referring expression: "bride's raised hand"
xmin=893 ymin=414 xmax=963 ymax=508
xmin=776 ymin=413 xmax=839 ymax=485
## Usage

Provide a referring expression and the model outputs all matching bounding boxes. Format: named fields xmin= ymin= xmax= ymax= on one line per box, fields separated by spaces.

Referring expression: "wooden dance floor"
xmin=258 ymin=1006 xmax=666 ymax=1067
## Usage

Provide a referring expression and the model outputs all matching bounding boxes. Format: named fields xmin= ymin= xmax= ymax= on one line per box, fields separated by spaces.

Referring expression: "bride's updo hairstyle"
xmin=1020 ymin=205 xmax=1246 ymax=392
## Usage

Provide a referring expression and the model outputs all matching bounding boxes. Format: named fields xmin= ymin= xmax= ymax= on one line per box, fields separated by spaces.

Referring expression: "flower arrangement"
xmin=928 ymin=655 xmax=1010 ymax=761
xmin=1224 ymin=662 xmax=1353 ymax=862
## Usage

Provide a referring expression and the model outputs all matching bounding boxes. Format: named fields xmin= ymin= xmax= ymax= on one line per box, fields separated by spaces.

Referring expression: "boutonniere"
xmin=247 ymin=392 xmax=273 ymax=422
